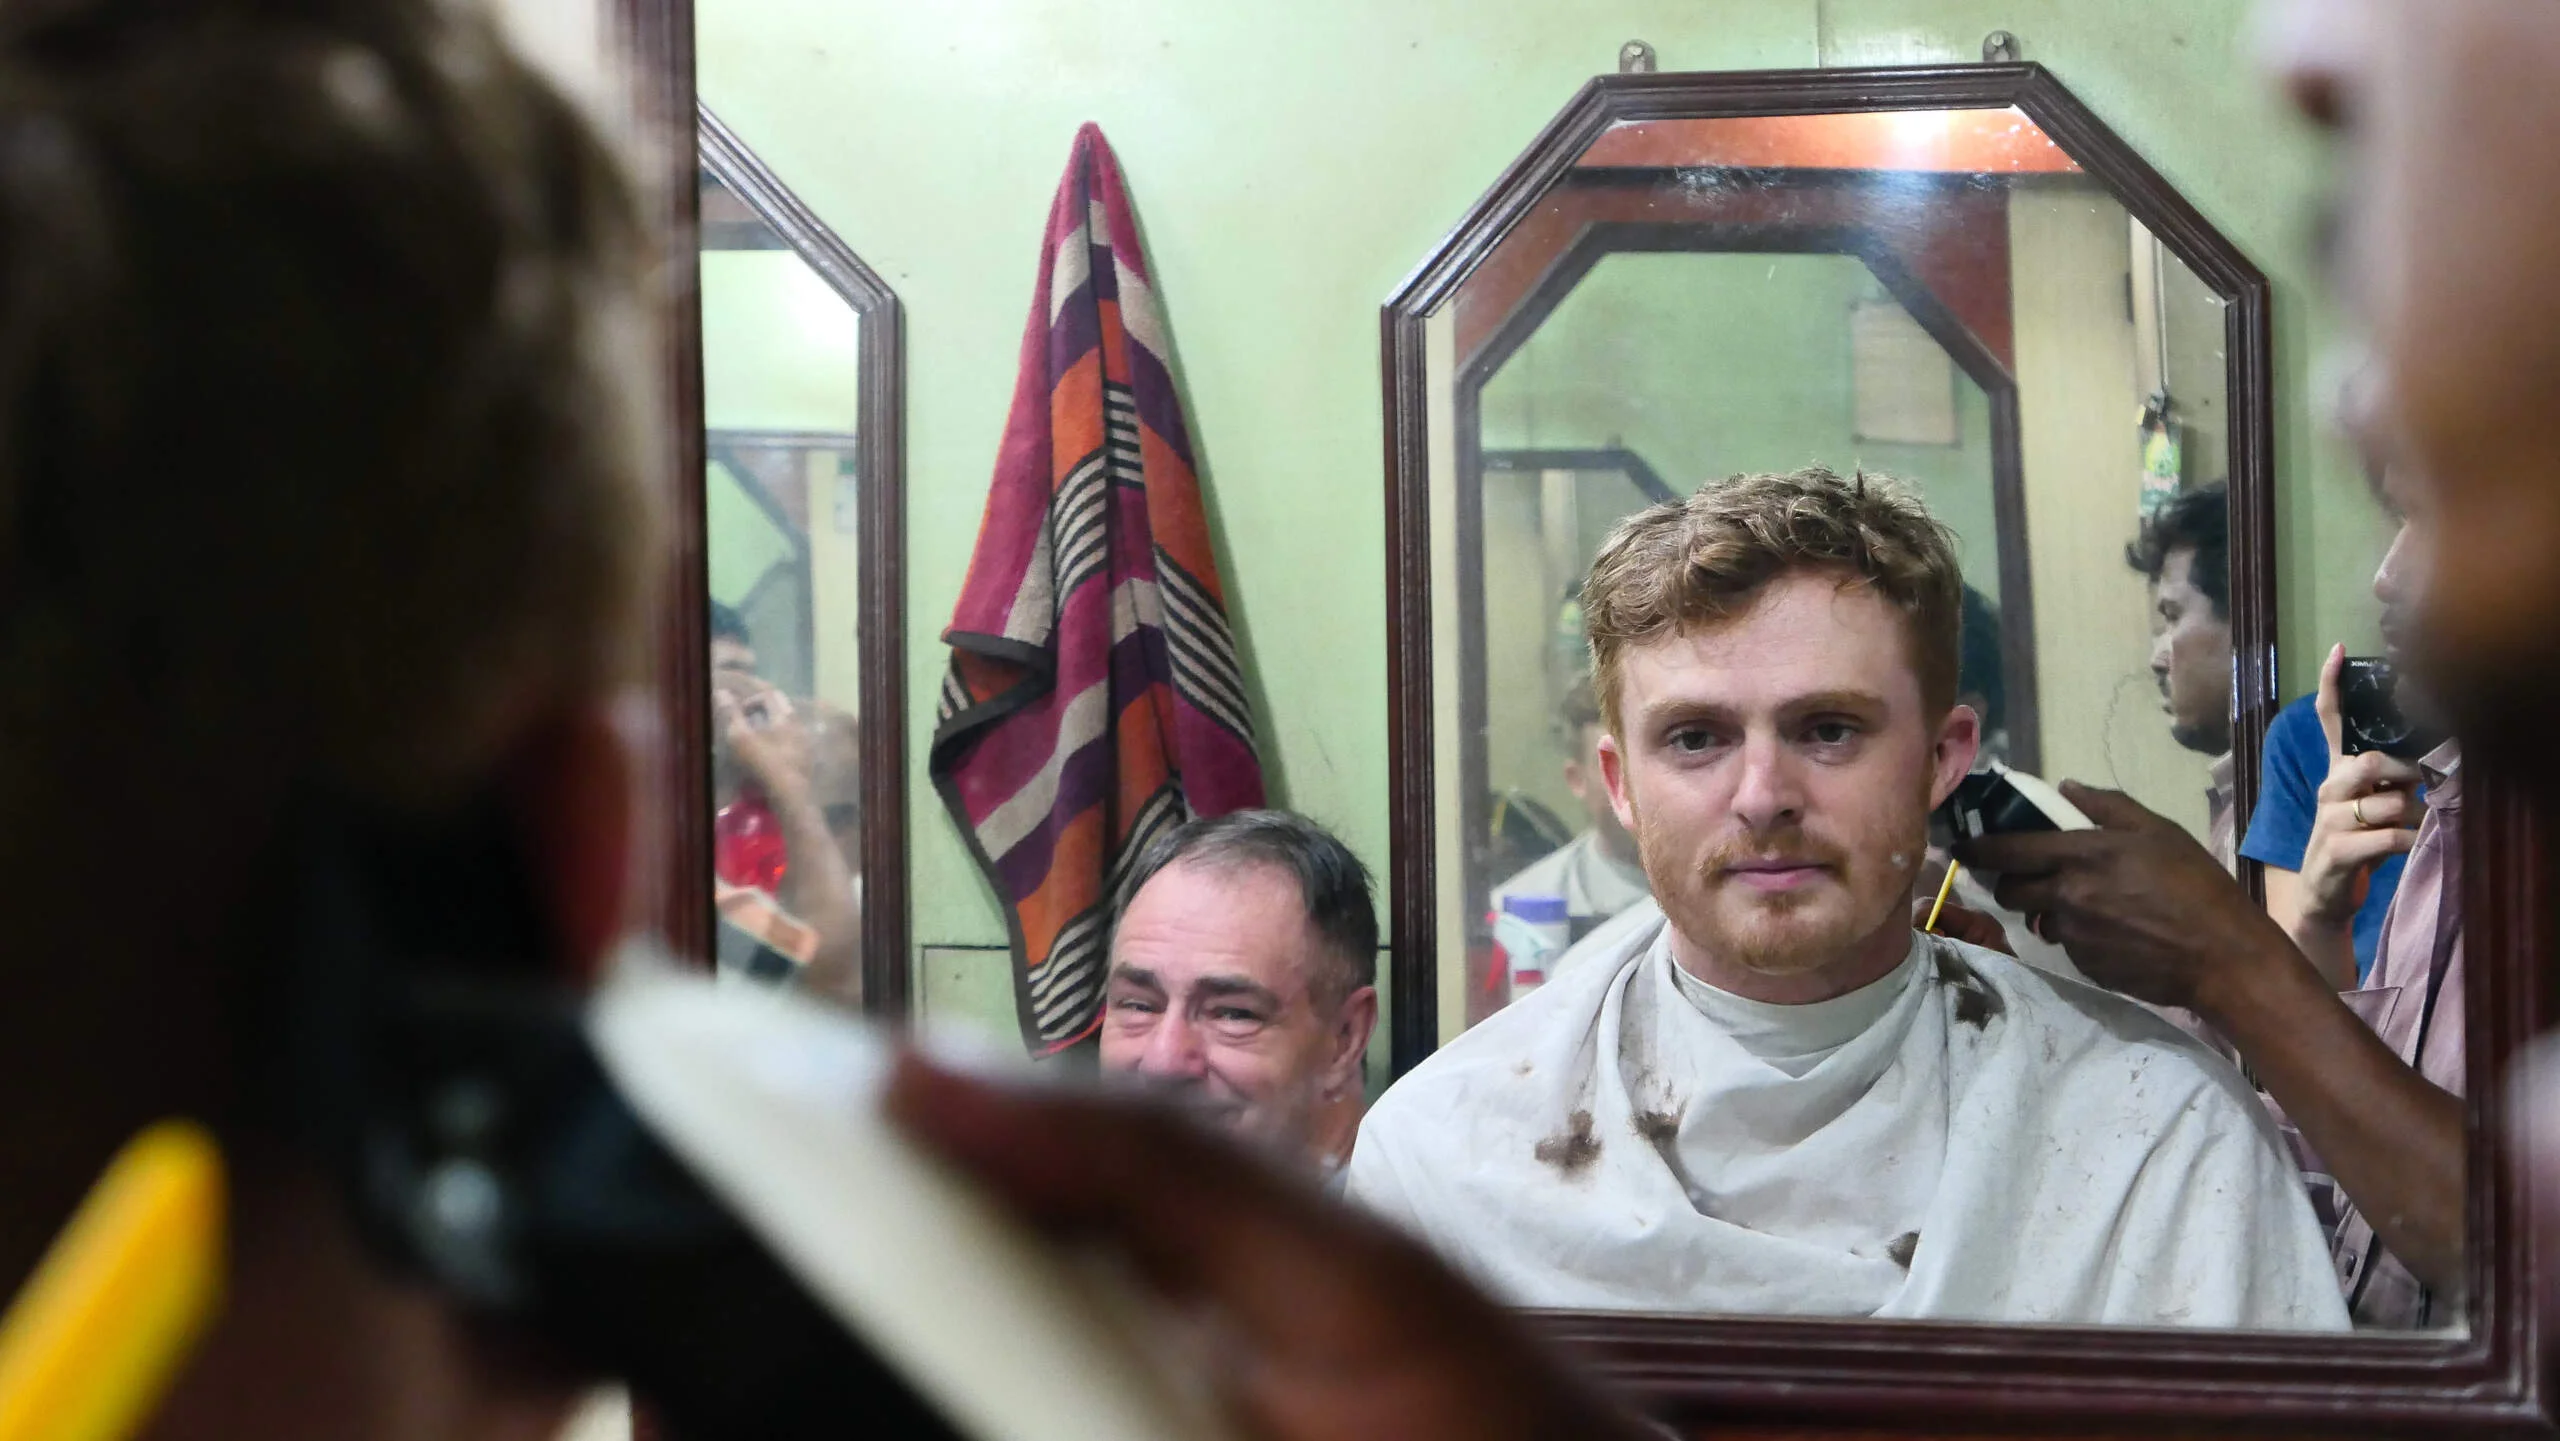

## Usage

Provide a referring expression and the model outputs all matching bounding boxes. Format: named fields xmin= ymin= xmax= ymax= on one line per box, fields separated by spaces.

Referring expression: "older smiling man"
xmin=1100 ymin=809 xmax=1381 ymax=1171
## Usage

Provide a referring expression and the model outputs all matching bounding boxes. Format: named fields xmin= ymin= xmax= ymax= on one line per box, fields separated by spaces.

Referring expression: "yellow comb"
xmin=1923 ymin=862 xmax=1962 ymax=934
xmin=0 ymin=1122 xmax=225 ymax=1441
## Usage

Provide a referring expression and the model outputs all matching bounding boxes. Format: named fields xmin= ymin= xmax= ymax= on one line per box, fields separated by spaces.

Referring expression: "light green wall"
xmin=699 ymin=248 xmax=857 ymax=623
xmin=700 ymin=250 xmax=863 ymax=434
xmin=697 ymin=0 xmax=2377 ymax=970
xmin=705 ymin=459 xmax=791 ymax=608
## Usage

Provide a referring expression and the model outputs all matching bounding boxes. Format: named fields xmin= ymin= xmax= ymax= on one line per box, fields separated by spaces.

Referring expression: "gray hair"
xmin=1117 ymin=809 xmax=1379 ymax=1003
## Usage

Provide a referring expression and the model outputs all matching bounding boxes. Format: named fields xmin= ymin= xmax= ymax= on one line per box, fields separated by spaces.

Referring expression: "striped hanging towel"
xmin=929 ymin=123 xmax=1266 ymax=1055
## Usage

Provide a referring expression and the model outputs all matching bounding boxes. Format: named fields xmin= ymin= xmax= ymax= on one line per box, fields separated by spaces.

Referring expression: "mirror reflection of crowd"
xmin=1964 ymin=449 xmax=2465 ymax=1328
xmin=707 ymin=600 xmax=866 ymax=1004
xmin=680 ymin=58 xmax=2465 ymax=1357
xmin=979 ymin=424 xmax=2467 ymax=1335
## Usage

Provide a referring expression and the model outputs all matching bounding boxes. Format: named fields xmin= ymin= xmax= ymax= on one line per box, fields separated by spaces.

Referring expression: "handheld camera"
xmin=2338 ymin=656 xmax=2441 ymax=761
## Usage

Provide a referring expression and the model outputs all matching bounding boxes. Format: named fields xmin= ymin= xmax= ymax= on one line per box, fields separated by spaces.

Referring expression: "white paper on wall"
xmin=1851 ymin=298 xmax=1961 ymax=446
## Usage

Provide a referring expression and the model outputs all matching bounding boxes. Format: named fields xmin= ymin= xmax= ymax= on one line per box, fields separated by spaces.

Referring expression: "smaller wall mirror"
xmin=695 ymin=104 xmax=906 ymax=1007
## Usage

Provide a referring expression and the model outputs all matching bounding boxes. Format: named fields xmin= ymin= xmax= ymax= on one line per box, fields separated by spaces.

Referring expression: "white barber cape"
xmin=1346 ymin=918 xmax=2347 ymax=1330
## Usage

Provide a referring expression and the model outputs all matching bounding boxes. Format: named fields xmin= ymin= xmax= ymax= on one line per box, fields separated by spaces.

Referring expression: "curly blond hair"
xmin=1581 ymin=467 xmax=1964 ymax=735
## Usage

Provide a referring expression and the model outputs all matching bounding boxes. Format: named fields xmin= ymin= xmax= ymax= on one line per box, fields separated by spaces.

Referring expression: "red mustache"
xmin=1699 ymin=830 xmax=1849 ymax=878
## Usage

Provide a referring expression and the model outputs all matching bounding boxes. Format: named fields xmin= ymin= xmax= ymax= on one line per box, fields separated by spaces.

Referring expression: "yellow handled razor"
xmin=0 ymin=1122 xmax=224 ymax=1441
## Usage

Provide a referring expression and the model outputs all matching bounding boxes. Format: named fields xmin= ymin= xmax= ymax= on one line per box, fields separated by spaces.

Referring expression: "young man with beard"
xmin=1342 ymin=467 xmax=2344 ymax=1329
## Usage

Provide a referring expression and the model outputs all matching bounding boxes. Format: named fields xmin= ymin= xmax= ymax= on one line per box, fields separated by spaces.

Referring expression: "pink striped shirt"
xmin=2324 ymin=741 xmax=2463 ymax=1327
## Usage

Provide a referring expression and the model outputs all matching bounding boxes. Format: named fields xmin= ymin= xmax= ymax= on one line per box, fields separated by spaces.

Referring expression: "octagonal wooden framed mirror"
xmin=1379 ymin=62 xmax=2551 ymax=1431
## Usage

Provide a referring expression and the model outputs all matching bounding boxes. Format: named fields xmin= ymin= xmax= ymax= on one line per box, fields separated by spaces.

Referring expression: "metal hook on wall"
xmin=1982 ymin=30 xmax=2021 ymax=63
xmin=1619 ymin=40 xmax=1658 ymax=74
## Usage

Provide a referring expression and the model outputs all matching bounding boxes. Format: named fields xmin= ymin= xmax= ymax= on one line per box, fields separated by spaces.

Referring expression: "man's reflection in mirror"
xmin=1492 ymin=676 xmax=1651 ymax=949
xmin=1101 ymin=811 xmax=1382 ymax=1179
xmin=2282 ymin=455 xmax=2465 ymax=1325
xmin=707 ymin=599 xmax=864 ymax=1002
xmin=2126 ymin=483 xmax=2239 ymax=867
xmin=2247 ymin=441 xmax=2423 ymax=991
xmin=1348 ymin=467 xmax=2346 ymax=1328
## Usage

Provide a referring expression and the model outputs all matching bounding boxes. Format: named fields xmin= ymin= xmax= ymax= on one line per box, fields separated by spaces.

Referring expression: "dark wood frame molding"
xmin=614 ymin=0 xmax=911 ymax=1019
xmin=611 ymin=0 xmax=710 ymax=964
xmin=694 ymin=104 xmax=911 ymax=1015
xmin=1481 ymin=446 xmax=1677 ymax=503
xmin=1387 ymin=64 xmax=2556 ymax=1433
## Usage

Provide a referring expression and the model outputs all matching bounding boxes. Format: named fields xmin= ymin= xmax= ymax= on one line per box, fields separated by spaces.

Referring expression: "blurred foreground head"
xmin=2265 ymin=0 xmax=2560 ymax=790
xmin=0 ymin=0 xmax=657 ymax=1327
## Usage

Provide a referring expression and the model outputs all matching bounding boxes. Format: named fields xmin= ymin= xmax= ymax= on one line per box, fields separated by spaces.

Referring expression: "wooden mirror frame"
xmin=616 ymin=0 xmax=911 ymax=1015
xmin=1381 ymin=63 xmax=2556 ymax=1432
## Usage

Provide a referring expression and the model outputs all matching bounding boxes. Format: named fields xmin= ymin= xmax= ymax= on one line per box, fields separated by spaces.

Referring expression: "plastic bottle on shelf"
xmin=1493 ymin=893 xmax=1571 ymax=1002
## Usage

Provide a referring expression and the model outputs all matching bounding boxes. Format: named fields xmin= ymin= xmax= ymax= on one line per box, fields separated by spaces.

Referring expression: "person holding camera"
xmin=713 ymin=670 xmax=867 ymax=1003
xmin=2246 ymin=677 xmax=2415 ymax=988
xmin=2281 ymin=618 xmax=2451 ymax=1018
xmin=1957 ymin=455 xmax=2464 ymax=1326
xmin=705 ymin=601 xmax=868 ymax=1002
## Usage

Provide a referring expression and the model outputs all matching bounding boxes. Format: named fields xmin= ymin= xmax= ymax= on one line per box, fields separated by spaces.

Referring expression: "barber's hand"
xmin=1953 ymin=783 xmax=2294 ymax=1017
xmin=885 ymin=1055 xmax=1655 ymax=1441
xmin=2298 ymin=643 xmax=2425 ymax=929
xmin=715 ymin=680 xmax=816 ymax=804
xmin=1913 ymin=895 xmax=2015 ymax=956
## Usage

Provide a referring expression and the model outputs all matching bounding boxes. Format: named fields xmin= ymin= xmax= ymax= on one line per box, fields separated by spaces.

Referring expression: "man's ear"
xmin=1597 ymin=731 xmax=1639 ymax=833
xmin=1929 ymin=703 xmax=1984 ymax=810
xmin=1325 ymin=985 xmax=1380 ymax=1098
xmin=502 ymin=693 xmax=651 ymax=984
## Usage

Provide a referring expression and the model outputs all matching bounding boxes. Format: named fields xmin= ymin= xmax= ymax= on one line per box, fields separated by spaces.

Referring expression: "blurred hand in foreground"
xmin=885 ymin=1054 xmax=1658 ymax=1441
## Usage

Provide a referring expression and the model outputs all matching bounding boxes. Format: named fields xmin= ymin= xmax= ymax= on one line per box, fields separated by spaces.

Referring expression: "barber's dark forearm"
xmin=2284 ymin=915 xmax=2361 ymax=992
xmin=2197 ymin=937 xmax=2467 ymax=1292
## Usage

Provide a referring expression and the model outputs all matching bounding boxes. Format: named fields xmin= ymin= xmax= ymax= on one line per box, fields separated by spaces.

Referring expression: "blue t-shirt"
xmin=2238 ymin=692 xmax=2408 ymax=982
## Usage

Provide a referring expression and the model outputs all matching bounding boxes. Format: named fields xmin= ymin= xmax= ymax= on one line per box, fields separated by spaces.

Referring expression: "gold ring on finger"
xmin=2353 ymin=796 xmax=2371 ymax=827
